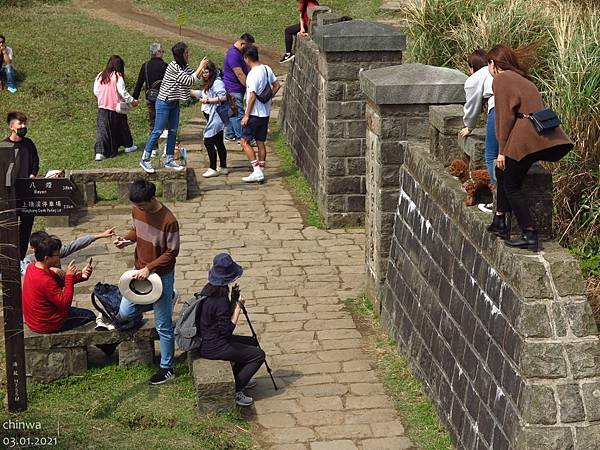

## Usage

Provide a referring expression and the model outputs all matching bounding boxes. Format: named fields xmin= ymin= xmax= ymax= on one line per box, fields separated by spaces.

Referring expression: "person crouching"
xmin=196 ymin=253 xmax=265 ymax=406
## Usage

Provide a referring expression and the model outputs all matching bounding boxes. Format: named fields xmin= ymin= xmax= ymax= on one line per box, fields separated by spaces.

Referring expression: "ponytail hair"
xmin=487 ymin=44 xmax=532 ymax=81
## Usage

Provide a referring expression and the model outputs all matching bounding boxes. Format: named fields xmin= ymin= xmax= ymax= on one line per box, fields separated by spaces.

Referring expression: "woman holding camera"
xmin=196 ymin=253 xmax=265 ymax=406
xmin=486 ymin=45 xmax=572 ymax=251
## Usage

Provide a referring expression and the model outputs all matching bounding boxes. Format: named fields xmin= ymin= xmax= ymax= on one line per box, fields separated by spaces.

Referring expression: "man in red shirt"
xmin=22 ymin=236 xmax=95 ymax=333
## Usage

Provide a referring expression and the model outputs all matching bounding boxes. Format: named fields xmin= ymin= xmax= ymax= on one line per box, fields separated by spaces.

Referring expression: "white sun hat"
xmin=118 ymin=270 xmax=163 ymax=305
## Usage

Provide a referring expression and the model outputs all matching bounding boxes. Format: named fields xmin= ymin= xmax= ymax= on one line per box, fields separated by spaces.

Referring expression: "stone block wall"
xmin=380 ymin=143 xmax=600 ymax=449
xmin=280 ymin=17 xmax=405 ymax=227
xmin=360 ymin=64 xmax=467 ymax=305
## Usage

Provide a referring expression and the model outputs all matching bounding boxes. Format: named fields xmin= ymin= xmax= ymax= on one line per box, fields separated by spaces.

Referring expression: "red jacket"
xmin=22 ymin=264 xmax=84 ymax=333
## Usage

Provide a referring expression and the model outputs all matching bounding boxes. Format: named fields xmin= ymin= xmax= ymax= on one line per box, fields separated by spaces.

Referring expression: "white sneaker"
xmin=478 ymin=203 xmax=494 ymax=214
xmin=140 ymin=160 xmax=155 ymax=173
xmin=242 ymin=170 xmax=264 ymax=183
xmin=7 ymin=86 xmax=17 ymax=93
xmin=95 ymin=153 xmax=106 ymax=161
xmin=124 ymin=145 xmax=138 ymax=153
xmin=160 ymin=129 xmax=169 ymax=139
xmin=95 ymin=314 xmax=115 ymax=331
xmin=224 ymin=136 xmax=236 ymax=142
xmin=164 ymin=160 xmax=185 ymax=171
xmin=245 ymin=378 xmax=257 ymax=389
xmin=202 ymin=168 xmax=219 ymax=178
xmin=217 ymin=167 xmax=229 ymax=175
xmin=235 ymin=391 xmax=254 ymax=406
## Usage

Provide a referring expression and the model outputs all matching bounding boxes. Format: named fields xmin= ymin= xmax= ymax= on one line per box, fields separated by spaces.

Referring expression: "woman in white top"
xmin=93 ymin=55 xmax=139 ymax=161
xmin=192 ymin=60 xmax=229 ymax=178
xmin=459 ymin=49 xmax=497 ymax=184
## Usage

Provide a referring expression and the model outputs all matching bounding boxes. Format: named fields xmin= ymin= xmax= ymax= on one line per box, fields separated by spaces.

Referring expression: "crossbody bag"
xmin=145 ymin=62 xmax=161 ymax=103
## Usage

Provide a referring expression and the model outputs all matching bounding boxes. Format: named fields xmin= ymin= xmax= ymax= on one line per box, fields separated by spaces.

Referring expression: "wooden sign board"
xmin=15 ymin=178 xmax=77 ymax=216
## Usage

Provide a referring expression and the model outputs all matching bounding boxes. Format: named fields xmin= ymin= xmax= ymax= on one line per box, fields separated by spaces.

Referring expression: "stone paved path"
xmin=46 ymin=91 xmax=413 ymax=449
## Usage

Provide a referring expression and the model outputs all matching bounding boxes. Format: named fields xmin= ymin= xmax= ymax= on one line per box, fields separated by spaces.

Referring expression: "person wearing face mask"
xmin=4 ymin=111 xmax=39 ymax=259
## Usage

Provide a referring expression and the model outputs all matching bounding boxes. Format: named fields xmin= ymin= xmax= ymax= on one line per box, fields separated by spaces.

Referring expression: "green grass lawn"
xmin=0 ymin=3 xmax=221 ymax=175
xmin=132 ymin=0 xmax=383 ymax=52
xmin=0 ymin=355 xmax=254 ymax=449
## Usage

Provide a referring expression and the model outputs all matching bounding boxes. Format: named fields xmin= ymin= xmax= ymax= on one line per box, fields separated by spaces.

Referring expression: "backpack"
xmin=91 ymin=283 xmax=142 ymax=331
xmin=174 ymin=293 xmax=207 ymax=352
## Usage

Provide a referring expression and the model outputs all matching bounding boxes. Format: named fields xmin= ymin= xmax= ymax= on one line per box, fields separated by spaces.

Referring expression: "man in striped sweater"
xmin=114 ymin=179 xmax=180 ymax=385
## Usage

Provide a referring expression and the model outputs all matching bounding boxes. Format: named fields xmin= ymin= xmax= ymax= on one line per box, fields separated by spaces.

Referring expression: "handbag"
xmin=227 ymin=92 xmax=239 ymax=116
xmin=145 ymin=62 xmax=161 ymax=102
xmin=518 ymin=108 xmax=561 ymax=134
xmin=216 ymin=101 xmax=232 ymax=127
xmin=255 ymin=66 xmax=273 ymax=103
xmin=116 ymin=101 xmax=130 ymax=115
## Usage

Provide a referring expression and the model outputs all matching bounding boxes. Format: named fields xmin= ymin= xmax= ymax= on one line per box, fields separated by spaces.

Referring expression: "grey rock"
xmin=314 ymin=19 xmax=406 ymax=53
xmin=581 ymin=382 xmax=600 ymax=422
xmin=520 ymin=384 xmax=557 ymax=424
xmin=189 ymin=352 xmax=236 ymax=414
xmin=556 ymin=384 xmax=585 ymax=423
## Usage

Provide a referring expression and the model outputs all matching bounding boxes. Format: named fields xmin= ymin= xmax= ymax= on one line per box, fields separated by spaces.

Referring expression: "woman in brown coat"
xmin=486 ymin=45 xmax=572 ymax=251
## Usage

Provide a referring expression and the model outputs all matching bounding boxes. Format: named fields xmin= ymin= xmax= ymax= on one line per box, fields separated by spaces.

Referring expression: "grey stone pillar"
xmin=281 ymin=19 xmax=405 ymax=228
xmin=360 ymin=64 xmax=467 ymax=311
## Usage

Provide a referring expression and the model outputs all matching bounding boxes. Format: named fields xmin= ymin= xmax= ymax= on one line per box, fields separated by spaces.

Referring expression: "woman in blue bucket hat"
xmin=196 ymin=253 xmax=265 ymax=406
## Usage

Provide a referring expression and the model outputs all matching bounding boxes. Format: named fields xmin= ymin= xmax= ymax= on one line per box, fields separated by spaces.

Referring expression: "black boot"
xmin=487 ymin=214 xmax=509 ymax=240
xmin=505 ymin=229 xmax=541 ymax=252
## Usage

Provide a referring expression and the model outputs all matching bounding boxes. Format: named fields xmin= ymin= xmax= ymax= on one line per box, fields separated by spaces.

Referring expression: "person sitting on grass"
xmin=22 ymin=236 xmax=96 ymax=333
xmin=21 ymin=227 xmax=116 ymax=274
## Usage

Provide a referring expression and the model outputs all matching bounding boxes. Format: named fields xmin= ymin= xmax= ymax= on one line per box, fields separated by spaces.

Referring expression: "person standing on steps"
xmin=93 ymin=55 xmax=139 ymax=161
xmin=223 ymin=33 xmax=255 ymax=143
xmin=191 ymin=59 xmax=229 ymax=178
xmin=4 ymin=111 xmax=39 ymax=259
xmin=113 ymin=179 xmax=180 ymax=385
xmin=133 ymin=43 xmax=168 ymax=155
xmin=139 ymin=42 xmax=204 ymax=174
xmin=280 ymin=0 xmax=319 ymax=63
xmin=241 ymin=45 xmax=280 ymax=183
xmin=486 ymin=44 xmax=572 ymax=252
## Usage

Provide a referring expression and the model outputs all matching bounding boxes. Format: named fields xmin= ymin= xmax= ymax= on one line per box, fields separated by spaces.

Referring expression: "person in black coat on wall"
xmin=196 ymin=253 xmax=265 ymax=407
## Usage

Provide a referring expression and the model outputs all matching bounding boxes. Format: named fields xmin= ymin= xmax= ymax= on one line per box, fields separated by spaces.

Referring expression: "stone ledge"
xmin=188 ymin=351 xmax=236 ymax=414
xmin=69 ymin=168 xmax=187 ymax=182
xmin=314 ymin=19 xmax=406 ymax=53
xmin=360 ymin=64 xmax=467 ymax=105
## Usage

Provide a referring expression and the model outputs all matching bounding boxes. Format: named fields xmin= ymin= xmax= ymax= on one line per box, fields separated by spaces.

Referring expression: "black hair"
xmin=129 ymin=179 xmax=156 ymax=203
xmin=200 ymin=283 xmax=230 ymax=298
xmin=467 ymin=49 xmax=488 ymax=72
xmin=243 ymin=45 xmax=259 ymax=63
xmin=6 ymin=111 xmax=27 ymax=125
xmin=172 ymin=42 xmax=189 ymax=69
xmin=29 ymin=231 xmax=50 ymax=249
xmin=239 ymin=33 xmax=255 ymax=44
xmin=0 ymin=35 xmax=5 ymax=43
xmin=202 ymin=60 xmax=218 ymax=92
xmin=34 ymin=237 xmax=62 ymax=262
xmin=99 ymin=55 xmax=125 ymax=84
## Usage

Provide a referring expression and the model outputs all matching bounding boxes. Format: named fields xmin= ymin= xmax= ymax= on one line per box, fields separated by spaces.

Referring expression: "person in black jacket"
xmin=197 ymin=253 xmax=265 ymax=407
xmin=133 ymin=43 xmax=168 ymax=152
xmin=4 ymin=111 xmax=39 ymax=259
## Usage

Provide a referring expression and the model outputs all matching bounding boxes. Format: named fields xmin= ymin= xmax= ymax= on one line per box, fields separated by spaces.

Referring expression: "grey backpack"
xmin=174 ymin=293 xmax=207 ymax=352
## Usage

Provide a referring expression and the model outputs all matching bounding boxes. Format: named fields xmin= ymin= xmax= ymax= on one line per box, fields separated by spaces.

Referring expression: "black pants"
xmin=18 ymin=214 xmax=35 ymax=260
xmin=200 ymin=335 xmax=265 ymax=391
xmin=285 ymin=23 xmax=301 ymax=53
xmin=58 ymin=307 xmax=96 ymax=332
xmin=94 ymin=108 xmax=134 ymax=157
xmin=203 ymin=113 xmax=227 ymax=170
xmin=496 ymin=145 xmax=571 ymax=230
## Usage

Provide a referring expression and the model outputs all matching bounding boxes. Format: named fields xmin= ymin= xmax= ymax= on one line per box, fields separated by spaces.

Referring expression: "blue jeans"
xmin=485 ymin=108 xmax=499 ymax=184
xmin=118 ymin=270 xmax=175 ymax=369
xmin=224 ymin=91 xmax=244 ymax=140
xmin=58 ymin=307 xmax=96 ymax=332
xmin=142 ymin=99 xmax=180 ymax=161
xmin=0 ymin=64 xmax=15 ymax=89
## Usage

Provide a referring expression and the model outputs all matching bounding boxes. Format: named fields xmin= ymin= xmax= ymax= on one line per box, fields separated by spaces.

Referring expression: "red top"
xmin=297 ymin=1 xmax=320 ymax=27
xmin=22 ymin=264 xmax=83 ymax=333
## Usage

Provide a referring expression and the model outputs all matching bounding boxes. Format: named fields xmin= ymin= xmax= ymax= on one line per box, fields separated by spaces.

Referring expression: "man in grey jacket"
xmin=21 ymin=227 xmax=116 ymax=274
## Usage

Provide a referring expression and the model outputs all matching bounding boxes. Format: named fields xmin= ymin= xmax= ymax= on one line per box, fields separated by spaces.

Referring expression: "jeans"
xmin=142 ymin=99 xmax=179 ymax=162
xmin=118 ymin=270 xmax=175 ymax=369
xmin=285 ymin=23 xmax=302 ymax=53
xmin=1 ymin=64 xmax=15 ymax=89
xmin=224 ymin=91 xmax=244 ymax=140
xmin=58 ymin=307 xmax=96 ymax=332
xmin=485 ymin=108 xmax=499 ymax=183
xmin=199 ymin=335 xmax=265 ymax=391
xmin=496 ymin=144 xmax=571 ymax=230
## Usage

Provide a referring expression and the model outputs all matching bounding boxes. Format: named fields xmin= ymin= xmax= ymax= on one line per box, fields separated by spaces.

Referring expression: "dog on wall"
xmin=448 ymin=159 xmax=494 ymax=207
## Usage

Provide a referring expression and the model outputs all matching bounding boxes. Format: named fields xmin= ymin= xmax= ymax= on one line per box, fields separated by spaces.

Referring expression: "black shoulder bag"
xmin=517 ymin=108 xmax=561 ymax=135
xmin=255 ymin=66 xmax=273 ymax=104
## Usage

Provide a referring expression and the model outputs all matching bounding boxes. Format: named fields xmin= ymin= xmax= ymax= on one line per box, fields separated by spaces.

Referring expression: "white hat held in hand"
xmin=118 ymin=269 xmax=163 ymax=305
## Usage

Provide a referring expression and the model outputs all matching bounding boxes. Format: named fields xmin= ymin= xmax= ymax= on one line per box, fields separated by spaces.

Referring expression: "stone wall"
xmin=280 ymin=15 xmax=405 ymax=227
xmin=381 ymin=143 xmax=600 ymax=449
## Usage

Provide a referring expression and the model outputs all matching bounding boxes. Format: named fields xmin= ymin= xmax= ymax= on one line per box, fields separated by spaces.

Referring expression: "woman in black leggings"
xmin=280 ymin=0 xmax=320 ymax=63
xmin=192 ymin=60 xmax=228 ymax=178
xmin=197 ymin=253 xmax=265 ymax=407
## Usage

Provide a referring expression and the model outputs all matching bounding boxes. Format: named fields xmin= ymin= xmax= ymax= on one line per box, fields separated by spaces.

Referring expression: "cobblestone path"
xmin=47 ymin=97 xmax=413 ymax=449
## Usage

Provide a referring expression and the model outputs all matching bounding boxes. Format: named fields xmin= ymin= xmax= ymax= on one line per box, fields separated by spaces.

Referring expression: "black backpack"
xmin=91 ymin=283 xmax=142 ymax=331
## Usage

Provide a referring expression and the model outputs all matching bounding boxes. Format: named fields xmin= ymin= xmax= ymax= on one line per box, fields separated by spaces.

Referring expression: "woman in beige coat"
xmin=486 ymin=45 xmax=572 ymax=251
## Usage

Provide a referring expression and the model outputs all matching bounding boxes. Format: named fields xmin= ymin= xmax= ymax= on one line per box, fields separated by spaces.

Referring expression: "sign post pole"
xmin=0 ymin=144 xmax=28 ymax=412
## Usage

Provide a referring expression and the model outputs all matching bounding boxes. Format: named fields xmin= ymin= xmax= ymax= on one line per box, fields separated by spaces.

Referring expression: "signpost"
xmin=1 ymin=144 xmax=78 ymax=412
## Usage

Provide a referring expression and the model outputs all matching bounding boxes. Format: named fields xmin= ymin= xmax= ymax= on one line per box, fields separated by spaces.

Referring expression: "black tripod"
xmin=232 ymin=285 xmax=278 ymax=390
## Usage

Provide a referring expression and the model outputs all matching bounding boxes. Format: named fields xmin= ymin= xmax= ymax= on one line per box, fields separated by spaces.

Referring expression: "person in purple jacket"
xmin=222 ymin=33 xmax=255 ymax=143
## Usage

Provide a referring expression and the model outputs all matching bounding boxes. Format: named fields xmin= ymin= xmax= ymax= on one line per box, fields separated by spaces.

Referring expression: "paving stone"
xmin=263 ymin=427 xmax=317 ymax=444
xmin=254 ymin=399 xmax=303 ymax=414
xmin=318 ymin=350 xmax=363 ymax=362
xmin=305 ymin=319 xmax=357 ymax=330
xmin=371 ymin=420 xmax=406 ymax=437
xmin=295 ymin=411 xmax=346 ymax=427
xmin=345 ymin=395 xmax=394 ymax=410
xmin=298 ymin=396 xmax=344 ymax=411
xmin=321 ymin=339 xmax=364 ymax=350
xmin=315 ymin=424 xmax=372 ymax=439
xmin=360 ymin=437 xmax=414 ymax=450
xmin=334 ymin=371 xmax=380 ymax=383
xmin=298 ymin=383 xmax=349 ymax=397
xmin=283 ymin=374 xmax=336 ymax=386
xmin=258 ymin=413 xmax=298 ymax=428
xmin=317 ymin=329 xmax=363 ymax=340
xmin=344 ymin=409 xmax=399 ymax=424
xmin=310 ymin=440 xmax=358 ymax=450
xmin=343 ymin=360 xmax=373 ymax=372
xmin=349 ymin=383 xmax=386 ymax=396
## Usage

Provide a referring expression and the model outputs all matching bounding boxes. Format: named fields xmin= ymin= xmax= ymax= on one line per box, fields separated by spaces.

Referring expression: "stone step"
xmin=188 ymin=351 xmax=236 ymax=414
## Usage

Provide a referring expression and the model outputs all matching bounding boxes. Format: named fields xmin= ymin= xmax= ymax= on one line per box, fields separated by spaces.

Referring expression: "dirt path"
xmin=73 ymin=0 xmax=286 ymax=73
